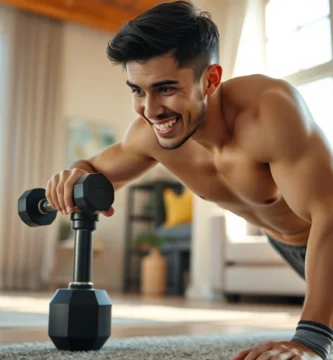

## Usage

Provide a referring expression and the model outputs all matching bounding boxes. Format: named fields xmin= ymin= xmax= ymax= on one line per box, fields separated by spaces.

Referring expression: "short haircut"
xmin=106 ymin=1 xmax=220 ymax=80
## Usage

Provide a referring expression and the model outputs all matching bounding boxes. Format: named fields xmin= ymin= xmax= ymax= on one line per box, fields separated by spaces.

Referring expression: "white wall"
xmin=62 ymin=22 xmax=136 ymax=291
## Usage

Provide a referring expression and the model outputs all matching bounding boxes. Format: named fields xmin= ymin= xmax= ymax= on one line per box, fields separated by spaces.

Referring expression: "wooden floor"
xmin=0 ymin=291 xmax=303 ymax=345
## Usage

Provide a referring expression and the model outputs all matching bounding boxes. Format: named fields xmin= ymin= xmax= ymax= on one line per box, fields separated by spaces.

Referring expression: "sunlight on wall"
xmin=233 ymin=0 xmax=265 ymax=77
xmin=223 ymin=0 xmax=265 ymax=242
xmin=225 ymin=211 xmax=248 ymax=242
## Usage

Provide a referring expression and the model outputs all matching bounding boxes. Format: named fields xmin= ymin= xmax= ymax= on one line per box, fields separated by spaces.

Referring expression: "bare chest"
xmin=160 ymin=148 xmax=280 ymax=208
xmin=158 ymin=144 xmax=312 ymax=240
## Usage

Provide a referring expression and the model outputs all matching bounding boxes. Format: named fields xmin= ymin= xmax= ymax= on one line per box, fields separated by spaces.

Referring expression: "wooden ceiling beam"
xmin=111 ymin=0 xmax=165 ymax=13
xmin=0 ymin=0 xmax=144 ymax=33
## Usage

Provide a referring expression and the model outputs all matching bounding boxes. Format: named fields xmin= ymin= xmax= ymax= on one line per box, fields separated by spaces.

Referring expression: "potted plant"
xmin=134 ymin=232 xmax=167 ymax=251
xmin=134 ymin=232 xmax=168 ymax=297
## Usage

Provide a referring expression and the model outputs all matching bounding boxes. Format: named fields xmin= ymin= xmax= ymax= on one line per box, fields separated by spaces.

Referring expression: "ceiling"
xmin=0 ymin=0 xmax=165 ymax=33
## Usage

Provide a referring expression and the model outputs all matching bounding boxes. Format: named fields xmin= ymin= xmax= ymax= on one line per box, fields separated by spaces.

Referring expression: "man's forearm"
xmin=301 ymin=221 xmax=333 ymax=328
xmin=70 ymin=160 xmax=96 ymax=173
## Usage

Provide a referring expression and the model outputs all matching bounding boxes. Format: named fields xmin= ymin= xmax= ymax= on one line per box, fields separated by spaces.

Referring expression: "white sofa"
xmin=209 ymin=213 xmax=307 ymax=298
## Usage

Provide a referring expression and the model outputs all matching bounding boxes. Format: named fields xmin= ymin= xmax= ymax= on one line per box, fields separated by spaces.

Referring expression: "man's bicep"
xmin=89 ymin=143 xmax=157 ymax=190
xmin=258 ymin=86 xmax=333 ymax=221
xmin=269 ymin=139 xmax=333 ymax=222
xmin=88 ymin=118 xmax=158 ymax=190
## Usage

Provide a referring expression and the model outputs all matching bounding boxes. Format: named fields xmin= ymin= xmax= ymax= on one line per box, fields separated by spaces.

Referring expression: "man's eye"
xmin=131 ymin=88 xmax=144 ymax=95
xmin=159 ymin=86 xmax=175 ymax=93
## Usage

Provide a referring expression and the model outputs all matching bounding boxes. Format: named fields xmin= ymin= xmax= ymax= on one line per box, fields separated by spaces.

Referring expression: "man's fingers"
xmin=46 ymin=180 xmax=55 ymax=209
xmin=257 ymin=350 xmax=292 ymax=360
xmin=244 ymin=343 xmax=274 ymax=360
xmin=274 ymin=351 xmax=297 ymax=360
xmin=63 ymin=174 xmax=79 ymax=213
xmin=102 ymin=207 xmax=115 ymax=217
xmin=233 ymin=348 xmax=253 ymax=360
xmin=65 ymin=206 xmax=113 ymax=215
xmin=51 ymin=176 xmax=60 ymax=211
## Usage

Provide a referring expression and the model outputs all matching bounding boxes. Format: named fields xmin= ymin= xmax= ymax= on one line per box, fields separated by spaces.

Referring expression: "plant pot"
xmin=140 ymin=247 xmax=167 ymax=297
xmin=137 ymin=243 xmax=151 ymax=252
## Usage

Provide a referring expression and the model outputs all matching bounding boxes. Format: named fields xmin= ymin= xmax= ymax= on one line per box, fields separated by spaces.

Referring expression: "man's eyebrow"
xmin=125 ymin=79 xmax=179 ymax=88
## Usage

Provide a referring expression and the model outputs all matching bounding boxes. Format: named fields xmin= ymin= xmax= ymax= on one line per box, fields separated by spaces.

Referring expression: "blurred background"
xmin=0 ymin=0 xmax=329 ymax=308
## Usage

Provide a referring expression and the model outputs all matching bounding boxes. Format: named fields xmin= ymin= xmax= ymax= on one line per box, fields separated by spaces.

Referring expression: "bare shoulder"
xmin=239 ymin=79 xmax=317 ymax=162
xmin=223 ymin=74 xmax=286 ymax=108
xmin=256 ymin=79 xmax=314 ymax=137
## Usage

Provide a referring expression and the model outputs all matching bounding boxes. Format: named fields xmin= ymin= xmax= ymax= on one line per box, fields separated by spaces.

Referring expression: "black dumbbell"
xmin=17 ymin=173 xmax=114 ymax=351
xmin=18 ymin=172 xmax=114 ymax=227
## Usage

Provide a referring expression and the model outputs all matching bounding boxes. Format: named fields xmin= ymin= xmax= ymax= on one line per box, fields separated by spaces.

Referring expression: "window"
xmin=263 ymin=0 xmax=333 ymax=153
xmin=264 ymin=0 xmax=333 ymax=148
xmin=298 ymin=77 xmax=333 ymax=144
xmin=265 ymin=0 xmax=332 ymax=78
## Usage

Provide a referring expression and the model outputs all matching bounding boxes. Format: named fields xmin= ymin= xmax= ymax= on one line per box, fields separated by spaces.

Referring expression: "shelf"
xmin=129 ymin=215 xmax=154 ymax=222
xmin=128 ymin=249 xmax=150 ymax=256
xmin=123 ymin=180 xmax=185 ymax=294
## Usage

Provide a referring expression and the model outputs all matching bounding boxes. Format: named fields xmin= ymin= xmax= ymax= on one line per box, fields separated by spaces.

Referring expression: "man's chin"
xmin=158 ymin=141 xmax=186 ymax=150
xmin=157 ymin=126 xmax=199 ymax=150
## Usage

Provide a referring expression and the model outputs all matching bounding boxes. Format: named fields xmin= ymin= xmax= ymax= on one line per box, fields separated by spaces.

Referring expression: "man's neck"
xmin=192 ymin=84 xmax=235 ymax=152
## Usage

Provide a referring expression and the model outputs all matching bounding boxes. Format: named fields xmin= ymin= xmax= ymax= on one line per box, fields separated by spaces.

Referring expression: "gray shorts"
xmin=265 ymin=233 xmax=307 ymax=280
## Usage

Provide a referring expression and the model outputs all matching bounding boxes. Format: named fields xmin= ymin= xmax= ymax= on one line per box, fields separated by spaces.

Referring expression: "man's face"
xmin=126 ymin=54 xmax=206 ymax=150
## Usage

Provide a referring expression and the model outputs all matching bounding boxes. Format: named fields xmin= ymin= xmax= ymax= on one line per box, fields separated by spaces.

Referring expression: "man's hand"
xmin=232 ymin=341 xmax=320 ymax=360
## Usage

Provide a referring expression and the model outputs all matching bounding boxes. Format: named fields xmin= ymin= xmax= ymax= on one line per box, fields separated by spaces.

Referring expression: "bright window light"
xmin=225 ymin=211 xmax=247 ymax=242
xmin=297 ymin=77 xmax=333 ymax=146
xmin=265 ymin=0 xmax=330 ymax=39
xmin=266 ymin=18 xmax=332 ymax=78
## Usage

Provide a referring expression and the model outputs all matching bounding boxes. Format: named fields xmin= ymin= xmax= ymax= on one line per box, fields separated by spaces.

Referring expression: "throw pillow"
xmin=163 ymin=188 xmax=193 ymax=228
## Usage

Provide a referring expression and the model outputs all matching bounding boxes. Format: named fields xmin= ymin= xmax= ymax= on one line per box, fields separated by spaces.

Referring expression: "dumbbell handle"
xmin=38 ymin=199 xmax=56 ymax=214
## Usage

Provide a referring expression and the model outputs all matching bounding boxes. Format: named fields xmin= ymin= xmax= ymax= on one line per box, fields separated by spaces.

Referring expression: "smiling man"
xmin=46 ymin=1 xmax=333 ymax=359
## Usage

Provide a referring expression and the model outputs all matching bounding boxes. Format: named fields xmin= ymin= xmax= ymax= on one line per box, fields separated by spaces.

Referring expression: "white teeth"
xmin=155 ymin=118 xmax=178 ymax=130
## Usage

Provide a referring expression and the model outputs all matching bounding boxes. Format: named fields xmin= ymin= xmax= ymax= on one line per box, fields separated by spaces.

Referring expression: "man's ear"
xmin=205 ymin=64 xmax=223 ymax=95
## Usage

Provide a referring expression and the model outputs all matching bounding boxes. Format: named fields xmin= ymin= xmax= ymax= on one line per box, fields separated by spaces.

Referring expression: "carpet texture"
xmin=0 ymin=330 xmax=323 ymax=360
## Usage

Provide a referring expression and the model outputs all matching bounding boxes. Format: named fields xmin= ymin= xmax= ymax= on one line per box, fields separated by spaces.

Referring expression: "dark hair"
xmin=106 ymin=1 xmax=219 ymax=80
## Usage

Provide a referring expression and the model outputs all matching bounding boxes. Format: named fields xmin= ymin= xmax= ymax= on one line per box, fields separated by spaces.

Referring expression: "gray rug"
xmin=0 ymin=330 xmax=321 ymax=360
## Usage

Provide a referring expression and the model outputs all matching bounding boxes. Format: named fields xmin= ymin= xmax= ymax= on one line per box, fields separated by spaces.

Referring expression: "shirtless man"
xmin=45 ymin=1 xmax=333 ymax=359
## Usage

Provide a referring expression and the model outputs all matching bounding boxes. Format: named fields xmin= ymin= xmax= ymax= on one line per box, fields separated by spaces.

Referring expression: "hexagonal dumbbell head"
xmin=18 ymin=189 xmax=57 ymax=227
xmin=73 ymin=173 xmax=114 ymax=214
xmin=48 ymin=289 xmax=112 ymax=351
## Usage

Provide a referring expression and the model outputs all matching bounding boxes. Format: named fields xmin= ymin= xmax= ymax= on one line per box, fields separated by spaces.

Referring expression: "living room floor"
xmin=0 ymin=292 xmax=303 ymax=345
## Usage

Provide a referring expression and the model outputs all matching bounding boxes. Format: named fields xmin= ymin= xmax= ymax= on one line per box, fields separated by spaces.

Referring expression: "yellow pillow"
xmin=163 ymin=188 xmax=193 ymax=228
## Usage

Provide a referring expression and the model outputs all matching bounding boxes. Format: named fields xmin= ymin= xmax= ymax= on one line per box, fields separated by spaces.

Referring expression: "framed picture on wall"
xmin=67 ymin=117 xmax=116 ymax=168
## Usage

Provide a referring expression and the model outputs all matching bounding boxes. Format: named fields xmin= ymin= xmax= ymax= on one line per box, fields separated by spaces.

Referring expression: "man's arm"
xmin=257 ymin=82 xmax=333 ymax=327
xmin=72 ymin=117 xmax=158 ymax=191
xmin=232 ymin=82 xmax=333 ymax=360
xmin=46 ymin=117 xmax=158 ymax=214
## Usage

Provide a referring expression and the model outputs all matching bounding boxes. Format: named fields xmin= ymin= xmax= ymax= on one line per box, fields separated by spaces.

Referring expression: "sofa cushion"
xmin=162 ymin=188 xmax=193 ymax=227
xmin=155 ymin=223 xmax=192 ymax=240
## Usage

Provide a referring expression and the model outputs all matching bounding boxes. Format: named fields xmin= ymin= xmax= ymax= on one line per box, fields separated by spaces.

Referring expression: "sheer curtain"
xmin=0 ymin=5 xmax=66 ymax=291
xmin=0 ymin=5 xmax=14 ymax=289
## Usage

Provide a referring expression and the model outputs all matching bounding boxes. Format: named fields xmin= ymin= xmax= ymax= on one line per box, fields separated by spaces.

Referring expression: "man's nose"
xmin=144 ymin=95 xmax=164 ymax=120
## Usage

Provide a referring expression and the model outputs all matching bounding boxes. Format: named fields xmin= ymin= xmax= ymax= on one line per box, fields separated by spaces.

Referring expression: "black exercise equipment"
xmin=17 ymin=173 xmax=115 ymax=351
